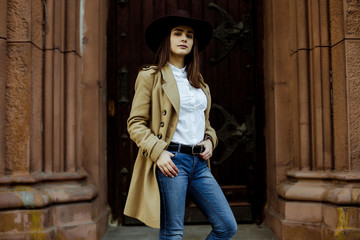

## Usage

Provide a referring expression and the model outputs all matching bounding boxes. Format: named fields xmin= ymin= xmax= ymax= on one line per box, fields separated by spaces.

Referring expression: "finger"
xmin=163 ymin=166 xmax=175 ymax=178
xmin=160 ymin=167 xmax=168 ymax=177
xmin=200 ymin=150 xmax=209 ymax=158
xmin=168 ymin=161 xmax=179 ymax=173
xmin=165 ymin=163 xmax=177 ymax=176
xmin=167 ymin=166 xmax=178 ymax=176
xmin=201 ymin=152 xmax=212 ymax=160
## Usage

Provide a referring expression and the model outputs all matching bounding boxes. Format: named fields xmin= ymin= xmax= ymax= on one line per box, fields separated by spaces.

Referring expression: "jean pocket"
xmin=168 ymin=151 xmax=177 ymax=159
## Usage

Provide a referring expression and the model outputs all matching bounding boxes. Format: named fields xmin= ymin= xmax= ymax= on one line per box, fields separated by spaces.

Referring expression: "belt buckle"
xmin=192 ymin=145 xmax=203 ymax=155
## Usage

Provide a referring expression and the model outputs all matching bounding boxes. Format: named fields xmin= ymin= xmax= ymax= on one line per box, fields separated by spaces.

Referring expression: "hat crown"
xmin=170 ymin=9 xmax=191 ymax=18
xmin=145 ymin=9 xmax=213 ymax=52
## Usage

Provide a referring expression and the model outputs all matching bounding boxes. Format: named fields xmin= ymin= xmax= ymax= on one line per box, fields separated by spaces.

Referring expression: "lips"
xmin=178 ymin=45 xmax=187 ymax=49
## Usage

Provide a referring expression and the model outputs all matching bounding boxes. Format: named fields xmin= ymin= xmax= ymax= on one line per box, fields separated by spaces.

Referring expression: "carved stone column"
xmin=273 ymin=0 xmax=360 ymax=239
xmin=0 ymin=0 xmax=107 ymax=239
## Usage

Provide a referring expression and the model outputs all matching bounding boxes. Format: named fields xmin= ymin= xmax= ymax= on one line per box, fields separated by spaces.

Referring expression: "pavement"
xmin=102 ymin=224 xmax=277 ymax=240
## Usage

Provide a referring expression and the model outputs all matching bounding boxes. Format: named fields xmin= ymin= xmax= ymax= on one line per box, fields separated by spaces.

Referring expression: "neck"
xmin=169 ymin=54 xmax=185 ymax=69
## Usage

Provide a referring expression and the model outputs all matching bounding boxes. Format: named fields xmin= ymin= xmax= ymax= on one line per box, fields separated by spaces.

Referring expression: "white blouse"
xmin=169 ymin=63 xmax=207 ymax=145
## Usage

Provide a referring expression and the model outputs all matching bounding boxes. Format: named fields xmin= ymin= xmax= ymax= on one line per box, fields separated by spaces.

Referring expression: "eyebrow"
xmin=173 ymin=28 xmax=194 ymax=34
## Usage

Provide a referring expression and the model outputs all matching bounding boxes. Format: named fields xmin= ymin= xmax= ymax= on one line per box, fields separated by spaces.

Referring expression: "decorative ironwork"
xmin=118 ymin=67 xmax=129 ymax=104
xmin=208 ymin=2 xmax=251 ymax=64
xmin=211 ymin=104 xmax=254 ymax=165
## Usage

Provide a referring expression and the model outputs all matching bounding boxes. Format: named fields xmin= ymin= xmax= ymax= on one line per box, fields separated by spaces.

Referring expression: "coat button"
xmin=142 ymin=151 xmax=148 ymax=157
xmin=158 ymin=134 xmax=162 ymax=139
xmin=162 ymin=110 xmax=167 ymax=115
xmin=160 ymin=122 xmax=164 ymax=127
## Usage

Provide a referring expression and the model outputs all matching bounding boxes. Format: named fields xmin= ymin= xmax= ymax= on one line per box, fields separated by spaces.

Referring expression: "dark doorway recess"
xmin=106 ymin=0 xmax=266 ymax=225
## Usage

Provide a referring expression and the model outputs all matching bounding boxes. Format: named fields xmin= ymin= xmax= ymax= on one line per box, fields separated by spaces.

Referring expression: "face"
xmin=169 ymin=25 xmax=194 ymax=58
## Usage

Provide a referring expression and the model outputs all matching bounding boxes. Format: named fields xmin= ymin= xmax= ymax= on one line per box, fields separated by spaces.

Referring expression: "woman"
xmin=124 ymin=10 xmax=237 ymax=239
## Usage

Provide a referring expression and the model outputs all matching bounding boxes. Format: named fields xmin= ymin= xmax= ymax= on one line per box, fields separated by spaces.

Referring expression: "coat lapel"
xmin=201 ymin=84 xmax=211 ymax=116
xmin=161 ymin=63 xmax=180 ymax=114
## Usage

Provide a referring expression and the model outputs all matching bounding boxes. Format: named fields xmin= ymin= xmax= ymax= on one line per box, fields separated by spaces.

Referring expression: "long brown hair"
xmin=151 ymin=33 xmax=204 ymax=88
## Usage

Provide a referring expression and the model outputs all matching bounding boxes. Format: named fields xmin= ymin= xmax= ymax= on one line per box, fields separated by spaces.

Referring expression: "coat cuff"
xmin=150 ymin=139 xmax=168 ymax=162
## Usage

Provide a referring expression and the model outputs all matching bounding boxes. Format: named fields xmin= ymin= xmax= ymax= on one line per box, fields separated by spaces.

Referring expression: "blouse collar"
xmin=169 ymin=62 xmax=187 ymax=78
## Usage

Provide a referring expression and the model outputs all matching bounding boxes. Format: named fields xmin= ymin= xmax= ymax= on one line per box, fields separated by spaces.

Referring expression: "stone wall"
xmin=264 ymin=0 xmax=360 ymax=239
xmin=0 ymin=0 xmax=108 ymax=239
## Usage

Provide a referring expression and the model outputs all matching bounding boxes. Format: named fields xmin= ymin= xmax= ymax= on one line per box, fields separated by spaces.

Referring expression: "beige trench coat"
xmin=123 ymin=62 xmax=218 ymax=228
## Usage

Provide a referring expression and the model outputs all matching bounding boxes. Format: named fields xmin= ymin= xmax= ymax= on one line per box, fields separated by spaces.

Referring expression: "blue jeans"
xmin=156 ymin=151 xmax=237 ymax=240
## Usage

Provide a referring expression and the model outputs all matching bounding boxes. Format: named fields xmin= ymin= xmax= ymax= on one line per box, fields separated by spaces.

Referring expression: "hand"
xmin=156 ymin=150 xmax=179 ymax=178
xmin=198 ymin=139 xmax=213 ymax=161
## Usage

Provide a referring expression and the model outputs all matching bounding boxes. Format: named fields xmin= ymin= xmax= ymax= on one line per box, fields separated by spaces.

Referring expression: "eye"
xmin=187 ymin=34 xmax=193 ymax=39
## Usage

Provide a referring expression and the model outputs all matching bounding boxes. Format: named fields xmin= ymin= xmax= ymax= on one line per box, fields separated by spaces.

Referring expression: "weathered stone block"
xmin=330 ymin=0 xmax=360 ymax=46
xmin=7 ymin=0 xmax=31 ymax=41
xmin=65 ymin=0 xmax=77 ymax=52
xmin=0 ymin=39 xmax=6 ymax=175
xmin=52 ymin=50 xmax=64 ymax=172
xmin=329 ymin=39 xmax=360 ymax=171
xmin=295 ymin=0 xmax=308 ymax=50
xmin=308 ymin=0 xmax=330 ymax=48
xmin=288 ymin=0 xmax=297 ymax=54
xmin=344 ymin=0 xmax=360 ymax=38
xmin=336 ymin=207 xmax=359 ymax=229
xmin=43 ymin=50 xmax=54 ymax=172
xmin=57 ymin=222 xmax=97 ymax=240
xmin=282 ymin=221 xmax=322 ymax=240
xmin=331 ymin=41 xmax=349 ymax=171
xmin=30 ymin=44 xmax=43 ymax=172
xmin=53 ymin=203 xmax=92 ymax=225
xmin=329 ymin=0 xmax=345 ymax=46
xmin=284 ymin=201 xmax=322 ymax=223
xmin=31 ymin=0 xmax=43 ymax=48
xmin=0 ymin=202 xmax=105 ymax=240
xmin=44 ymin=0 xmax=54 ymax=50
xmin=53 ymin=0 xmax=64 ymax=51
xmin=75 ymin=1 xmax=81 ymax=55
xmin=346 ymin=40 xmax=360 ymax=170
xmin=319 ymin=0 xmax=330 ymax=47
xmin=0 ymin=0 xmax=7 ymax=38
xmin=5 ymin=43 xmax=31 ymax=174
xmin=0 ymin=211 xmax=23 ymax=232
xmin=308 ymin=0 xmax=321 ymax=48
xmin=65 ymin=52 xmax=77 ymax=172
xmin=22 ymin=209 xmax=52 ymax=231
xmin=323 ymin=204 xmax=338 ymax=228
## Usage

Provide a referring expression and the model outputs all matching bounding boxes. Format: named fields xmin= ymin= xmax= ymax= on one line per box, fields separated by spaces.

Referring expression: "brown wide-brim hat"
xmin=145 ymin=10 xmax=213 ymax=52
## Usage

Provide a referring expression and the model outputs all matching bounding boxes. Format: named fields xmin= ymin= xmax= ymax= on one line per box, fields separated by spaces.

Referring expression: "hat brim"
xmin=145 ymin=15 xmax=213 ymax=53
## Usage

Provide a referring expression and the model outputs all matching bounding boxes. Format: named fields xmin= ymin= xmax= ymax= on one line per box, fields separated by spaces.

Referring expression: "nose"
xmin=181 ymin=34 xmax=187 ymax=42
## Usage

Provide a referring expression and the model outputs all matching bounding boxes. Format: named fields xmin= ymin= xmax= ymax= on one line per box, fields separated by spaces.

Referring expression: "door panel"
xmin=107 ymin=0 xmax=265 ymax=224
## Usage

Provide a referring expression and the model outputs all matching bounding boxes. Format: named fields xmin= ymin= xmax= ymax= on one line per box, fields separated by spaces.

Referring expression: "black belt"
xmin=167 ymin=142 xmax=204 ymax=155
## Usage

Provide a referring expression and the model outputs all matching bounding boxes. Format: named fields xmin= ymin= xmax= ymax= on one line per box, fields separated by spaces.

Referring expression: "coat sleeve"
xmin=127 ymin=70 xmax=168 ymax=162
xmin=204 ymin=85 xmax=218 ymax=149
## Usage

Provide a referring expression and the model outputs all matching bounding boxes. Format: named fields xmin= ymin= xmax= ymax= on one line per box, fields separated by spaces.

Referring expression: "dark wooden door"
xmin=107 ymin=0 xmax=265 ymax=225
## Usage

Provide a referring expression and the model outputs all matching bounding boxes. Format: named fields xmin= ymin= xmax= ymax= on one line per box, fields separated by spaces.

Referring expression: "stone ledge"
xmin=0 ymin=169 xmax=88 ymax=185
xmin=278 ymin=171 xmax=360 ymax=204
xmin=0 ymin=181 xmax=98 ymax=209
xmin=287 ymin=170 xmax=360 ymax=181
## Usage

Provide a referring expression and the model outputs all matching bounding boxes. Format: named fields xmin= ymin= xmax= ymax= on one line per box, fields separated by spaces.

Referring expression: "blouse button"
xmin=160 ymin=122 xmax=164 ymax=127
xmin=162 ymin=110 xmax=167 ymax=115
xmin=142 ymin=151 xmax=148 ymax=157
xmin=158 ymin=134 xmax=162 ymax=139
